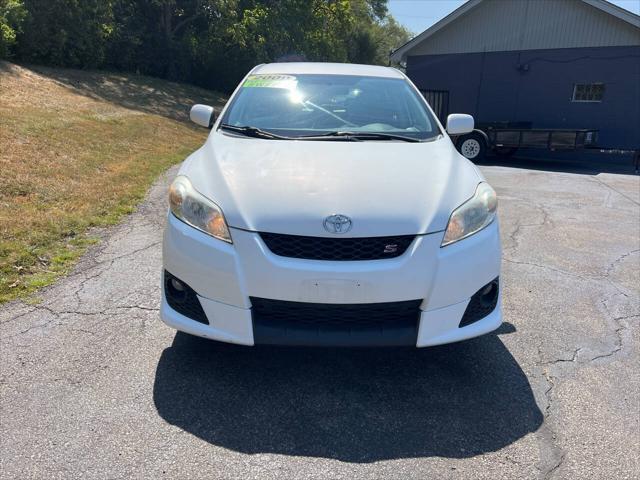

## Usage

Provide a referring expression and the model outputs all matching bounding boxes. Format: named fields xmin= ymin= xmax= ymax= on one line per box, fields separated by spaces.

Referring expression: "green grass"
xmin=0 ymin=62 xmax=226 ymax=303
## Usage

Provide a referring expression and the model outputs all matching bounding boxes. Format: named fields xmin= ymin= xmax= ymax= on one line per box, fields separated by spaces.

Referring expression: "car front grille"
xmin=251 ymin=297 xmax=423 ymax=346
xmin=259 ymin=232 xmax=415 ymax=261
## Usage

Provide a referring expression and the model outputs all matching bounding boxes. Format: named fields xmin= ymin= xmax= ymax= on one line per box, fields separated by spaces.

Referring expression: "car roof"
xmin=252 ymin=62 xmax=405 ymax=79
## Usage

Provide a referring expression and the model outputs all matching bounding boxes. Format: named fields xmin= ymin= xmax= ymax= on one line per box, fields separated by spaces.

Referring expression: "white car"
xmin=161 ymin=62 xmax=501 ymax=347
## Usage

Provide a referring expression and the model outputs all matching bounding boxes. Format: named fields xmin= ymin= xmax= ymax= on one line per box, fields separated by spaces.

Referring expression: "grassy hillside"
xmin=0 ymin=62 xmax=226 ymax=303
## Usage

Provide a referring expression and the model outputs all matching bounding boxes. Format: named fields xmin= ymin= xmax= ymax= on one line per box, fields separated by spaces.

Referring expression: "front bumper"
xmin=161 ymin=213 xmax=502 ymax=347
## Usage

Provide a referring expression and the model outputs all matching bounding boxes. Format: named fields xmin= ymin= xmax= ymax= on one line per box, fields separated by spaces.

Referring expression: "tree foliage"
xmin=16 ymin=0 xmax=113 ymax=67
xmin=6 ymin=0 xmax=411 ymax=92
xmin=0 ymin=0 xmax=26 ymax=58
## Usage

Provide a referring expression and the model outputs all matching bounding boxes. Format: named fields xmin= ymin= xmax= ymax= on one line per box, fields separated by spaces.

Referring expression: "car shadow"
xmin=153 ymin=324 xmax=541 ymax=462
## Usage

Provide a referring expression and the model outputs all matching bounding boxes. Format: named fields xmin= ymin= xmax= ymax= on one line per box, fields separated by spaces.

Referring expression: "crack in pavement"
xmin=604 ymin=248 xmax=639 ymax=277
xmin=113 ymin=305 xmax=160 ymax=312
xmin=505 ymin=202 xmax=554 ymax=256
xmin=589 ymin=176 xmax=640 ymax=207
xmin=536 ymin=368 xmax=567 ymax=480
xmin=531 ymin=289 xmax=638 ymax=479
xmin=543 ymin=451 xmax=566 ymax=480
xmin=504 ymin=257 xmax=601 ymax=282
xmin=2 ymin=165 xmax=639 ymax=479
xmin=503 ymin=193 xmax=640 ymax=480
xmin=541 ymin=348 xmax=582 ymax=366
xmin=1 ymin=239 xmax=163 ymax=329
xmin=504 ymin=255 xmax=636 ymax=306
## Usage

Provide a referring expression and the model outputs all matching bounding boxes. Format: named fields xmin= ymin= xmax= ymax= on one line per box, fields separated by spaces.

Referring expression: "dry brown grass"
xmin=0 ymin=62 xmax=226 ymax=303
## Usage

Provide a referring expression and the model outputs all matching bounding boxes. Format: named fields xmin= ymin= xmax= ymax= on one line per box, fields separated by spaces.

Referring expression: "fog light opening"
xmin=171 ymin=278 xmax=185 ymax=292
xmin=459 ymin=277 xmax=500 ymax=328
xmin=479 ymin=280 xmax=499 ymax=307
xmin=167 ymin=277 xmax=188 ymax=303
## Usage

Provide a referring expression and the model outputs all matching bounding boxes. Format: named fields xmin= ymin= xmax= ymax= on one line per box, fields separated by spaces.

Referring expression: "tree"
xmin=106 ymin=0 xmax=237 ymax=81
xmin=16 ymin=0 xmax=113 ymax=68
xmin=372 ymin=16 xmax=412 ymax=66
xmin=10 ymin=0 xmax=412 ymax=91
xmin=0 ymin=0 xmax=26 ymax=59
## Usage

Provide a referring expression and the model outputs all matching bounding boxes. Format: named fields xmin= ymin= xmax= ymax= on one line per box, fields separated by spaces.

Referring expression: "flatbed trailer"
xmin=452 ymin=126 xmax=599 ymax=161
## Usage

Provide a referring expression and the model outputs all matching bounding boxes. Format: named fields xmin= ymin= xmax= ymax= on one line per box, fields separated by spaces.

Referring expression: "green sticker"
xmin=243 ymin=74 xmax=297 ymax=89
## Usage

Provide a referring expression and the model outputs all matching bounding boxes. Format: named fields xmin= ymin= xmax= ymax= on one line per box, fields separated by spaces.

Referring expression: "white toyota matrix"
xmin=161 ymin=62 xmax=502 ymax=347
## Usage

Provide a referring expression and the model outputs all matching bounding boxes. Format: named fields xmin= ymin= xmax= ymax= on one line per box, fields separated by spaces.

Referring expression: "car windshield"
xmin=220 ymin=74 xmax=441 ymax=141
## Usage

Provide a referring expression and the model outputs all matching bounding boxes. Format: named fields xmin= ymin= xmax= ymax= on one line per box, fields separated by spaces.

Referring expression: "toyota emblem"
xmin=323 ymin=214 xmax=352 ymax=234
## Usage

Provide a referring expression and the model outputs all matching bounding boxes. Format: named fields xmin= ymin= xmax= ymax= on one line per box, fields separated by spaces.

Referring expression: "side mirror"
xmin=446 ymin=114 xmax=474 ymax=135
xmin=190 ymin=104 xmax=215 ymax=128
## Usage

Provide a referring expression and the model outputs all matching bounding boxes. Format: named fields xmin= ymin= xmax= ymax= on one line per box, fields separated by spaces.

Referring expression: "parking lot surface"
xmin=1 ymin=161 xmax=638 ymax=479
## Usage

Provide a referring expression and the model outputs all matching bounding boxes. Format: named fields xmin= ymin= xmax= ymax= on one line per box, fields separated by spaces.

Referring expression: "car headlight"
xmin=168 ymin=176 xmax=232 ymax=243
xmin=441 ymin=182 xmax=497 ymax=247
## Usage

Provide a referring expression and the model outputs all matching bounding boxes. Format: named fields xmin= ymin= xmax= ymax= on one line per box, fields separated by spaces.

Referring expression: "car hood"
xmin=180 ymin=131 xmax=483 ymax=237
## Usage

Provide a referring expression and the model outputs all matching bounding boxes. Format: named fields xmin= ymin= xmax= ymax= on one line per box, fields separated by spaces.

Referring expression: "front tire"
xmin=456 ymin=133 xmax=486 ymax=162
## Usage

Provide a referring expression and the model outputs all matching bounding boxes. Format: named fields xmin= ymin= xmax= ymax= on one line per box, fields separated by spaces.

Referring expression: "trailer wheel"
xmin=457 ymin=133 xmax=486 ymax=162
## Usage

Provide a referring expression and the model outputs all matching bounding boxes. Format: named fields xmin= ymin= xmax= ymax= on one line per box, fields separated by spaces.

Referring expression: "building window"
xmin=420 ymin=89 xmax=449 ymax=123
xmin=572 ymin=83 xmax=605 ymax=102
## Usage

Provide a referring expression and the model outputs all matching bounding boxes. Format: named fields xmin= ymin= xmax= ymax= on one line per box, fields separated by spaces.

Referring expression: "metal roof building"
xmin=392 ymin=0 xmax=640 ymax=150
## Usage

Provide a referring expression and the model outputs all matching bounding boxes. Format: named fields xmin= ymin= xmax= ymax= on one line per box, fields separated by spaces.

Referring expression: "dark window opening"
xmin=572 ymin=83 xmax=605 ymax=102
xmin=420 ymin=89 xmax=450 ymax=123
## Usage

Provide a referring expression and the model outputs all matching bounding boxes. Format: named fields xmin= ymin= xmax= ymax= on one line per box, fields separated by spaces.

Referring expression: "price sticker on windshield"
xmin=243 ymin=74 xmax=297 ymax=90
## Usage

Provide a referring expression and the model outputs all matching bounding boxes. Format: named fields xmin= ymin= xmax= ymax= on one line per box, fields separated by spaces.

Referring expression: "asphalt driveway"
xmin=1 ymin=161 xmax=638 ymax=479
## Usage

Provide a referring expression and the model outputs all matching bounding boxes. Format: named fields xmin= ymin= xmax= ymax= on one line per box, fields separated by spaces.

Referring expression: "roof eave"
xmin=582 ymin=0 xmax=640 ymax=28
xmin=390 ymin=0 xmax=483 ymax=63
xmin=390 ymin=0 xmax=640 ymax=63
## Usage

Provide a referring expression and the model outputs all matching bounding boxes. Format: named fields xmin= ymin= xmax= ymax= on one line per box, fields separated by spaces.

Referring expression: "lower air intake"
xmin=251 ymin=297 xmax=423 ymax=346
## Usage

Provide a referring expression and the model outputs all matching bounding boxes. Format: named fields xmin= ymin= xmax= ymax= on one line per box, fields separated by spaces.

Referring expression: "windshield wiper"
xmin=219 ymin=124 xmax=290 ymax=140
xmin=299 ymin=131 xmax=421 ymax=143
xmin=220 ymin=125 xmax=423 ymax=143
